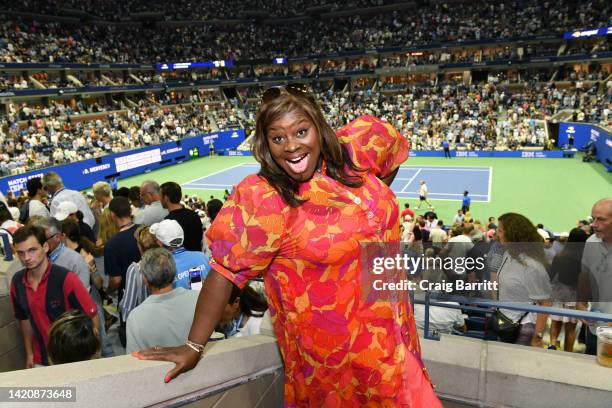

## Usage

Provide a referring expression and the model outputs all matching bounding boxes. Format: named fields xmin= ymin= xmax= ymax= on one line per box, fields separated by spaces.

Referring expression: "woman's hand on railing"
xmin=132 ymin=345 xmax=201 ymax=383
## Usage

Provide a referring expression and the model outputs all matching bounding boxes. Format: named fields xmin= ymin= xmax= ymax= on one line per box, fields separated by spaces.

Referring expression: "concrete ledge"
xmin=0 ymin=335 xmax=283 ymax=408
xmin=422 ymin=334 xmax=612 ymax=408
xmin=0 ymin=324 xmax=610 ymax=407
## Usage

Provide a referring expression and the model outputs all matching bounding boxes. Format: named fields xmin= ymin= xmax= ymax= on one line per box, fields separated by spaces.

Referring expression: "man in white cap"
xmin=149 ymin=219 xmax=210 ymax=289
xmin=54 ymin=201 xmax=78 ymax=222
xmin=54 ymin=201 xmax=95 ymax=243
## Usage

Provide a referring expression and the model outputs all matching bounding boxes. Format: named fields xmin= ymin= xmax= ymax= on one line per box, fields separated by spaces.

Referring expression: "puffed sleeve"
xmin=336 ymin=115 xmax=409 ymax=179
xmin=205 ymin=175 xmax=286 ymax=288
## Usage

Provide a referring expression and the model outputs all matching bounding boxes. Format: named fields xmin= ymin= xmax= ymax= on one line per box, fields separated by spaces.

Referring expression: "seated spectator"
xmin=150 ymin=219 xmax=210 ymax=289
xmin=412 ymin=249 xmax=467 ymax=334
xmin=48 ymin=310 xmax=100 ymax=364
xmin=125 ymin=248 xmax=200 ymax=353
xmin=217 ymin=284 xmax=269 ymax=338
xmin=10 ymin=226 xmax=99 ymax=367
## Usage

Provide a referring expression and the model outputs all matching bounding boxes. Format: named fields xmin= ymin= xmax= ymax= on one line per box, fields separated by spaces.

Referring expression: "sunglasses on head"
xmin=261 ymin=84 xmax=311 ymax=104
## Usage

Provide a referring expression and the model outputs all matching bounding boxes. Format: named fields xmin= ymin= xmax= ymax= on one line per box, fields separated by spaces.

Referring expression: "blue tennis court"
xmin=182 ymin=163 xmax=492 ymax=202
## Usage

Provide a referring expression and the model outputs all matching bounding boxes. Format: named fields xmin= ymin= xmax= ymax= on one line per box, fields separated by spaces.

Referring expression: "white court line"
xmin=183 ymin=183 xmax=235 ymax=187
xmin=180 ymin=163 xmax=247 ymax=186
xmin=188 ymin=163 xmax=493 ymax=198
xmin=182 ymin=186 xmax=228 ymax=191
xmin=487 ymin=166 xmax=493 ymax=203
xmin=396 ymin=192 xmax=487 ymax=197
xmin=398 ymin=168 xmax=490 ymax=172
xmin=400 ymin=169 xmax=421 ymax=193
xmin=427 ymin=193 xmax=487 ymax=197
xmin=399 ymin=164 xmax=490 ymax=170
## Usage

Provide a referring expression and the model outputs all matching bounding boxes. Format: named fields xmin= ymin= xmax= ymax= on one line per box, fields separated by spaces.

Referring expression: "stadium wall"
xmin=558 ymin=122 xmax=612 ymax=171
xmin=0 ymin=129 xmax=245 ymax=194
xmin=221 ymin=150 xmax=570 ymax=158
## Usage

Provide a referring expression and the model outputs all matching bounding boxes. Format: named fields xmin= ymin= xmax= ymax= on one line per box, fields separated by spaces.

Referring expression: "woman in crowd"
xmin=495 ymin=212 xmax=552 ymax=347
xmin=135 ymin=85 xmax=441 ymax=407
xmin=119 ymin=226 xmax=159 ymax=321
xmin=61 ymin=218 xmax=100 ymax=288
xmin=548 ymin=227 xmax=588 ymax=351
xmin=61 ymin=218 xmax=113 ymax=356
xmin=94 ymin=208 xmax=119 ymax=276
xmin=217 ymin=284 xmax=268 ymax=338
xmin=96 ymin=208 xmax=119 ymax=249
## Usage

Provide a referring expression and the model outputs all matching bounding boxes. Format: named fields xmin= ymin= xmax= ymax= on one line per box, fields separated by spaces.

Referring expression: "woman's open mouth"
xmin=285 ymin=152 xmax=310 ymax=174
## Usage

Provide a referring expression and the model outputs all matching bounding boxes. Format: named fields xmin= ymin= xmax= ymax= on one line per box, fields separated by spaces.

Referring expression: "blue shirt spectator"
xmin=172 ymin=248 xmax=210 ymax=289
xmin=150 ymin=219 xmax=210 ymax=289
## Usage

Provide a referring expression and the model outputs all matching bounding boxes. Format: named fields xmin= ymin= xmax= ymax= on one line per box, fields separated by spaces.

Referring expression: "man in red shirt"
xmin=10 ymin=225 xmax=98 ymax=367
xmin=401 ymin=203 xmax=414 ymax=220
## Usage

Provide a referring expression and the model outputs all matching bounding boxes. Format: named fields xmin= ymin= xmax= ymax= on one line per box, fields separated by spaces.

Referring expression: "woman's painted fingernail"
xmin=164 ymin=376 xmax=171 ymax=383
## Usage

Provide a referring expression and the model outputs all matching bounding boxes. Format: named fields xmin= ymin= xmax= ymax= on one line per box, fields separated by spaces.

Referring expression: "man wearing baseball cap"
xmin=54 ymin=201 xmax=95 ymax=244
xmin=150 ymin=220 xmax=210 ymax=289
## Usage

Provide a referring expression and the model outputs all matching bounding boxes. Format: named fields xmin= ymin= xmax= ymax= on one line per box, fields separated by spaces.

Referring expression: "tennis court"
xmin=182 ymin=163 xmax=492 ymax=202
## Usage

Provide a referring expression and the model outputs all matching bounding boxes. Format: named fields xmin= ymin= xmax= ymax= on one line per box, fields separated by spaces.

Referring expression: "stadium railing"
xmin=415 ymin=291 xmax=612 ymax=341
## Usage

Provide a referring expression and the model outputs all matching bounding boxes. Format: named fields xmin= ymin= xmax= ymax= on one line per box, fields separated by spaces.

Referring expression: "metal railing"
xmin=414 ymin=291 xmax=612 ymax=341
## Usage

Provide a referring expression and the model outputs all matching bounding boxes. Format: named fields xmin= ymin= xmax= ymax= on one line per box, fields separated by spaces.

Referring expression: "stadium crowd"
xmin=1 ymin=0 xmax=610 ymax=62
xmin=1 ymin=77 xmax=610 ymax=174
xmin=6 ymin=0 xmax=404 ymax=21
xmin=0 ymin=100 xmax=245 ymax=175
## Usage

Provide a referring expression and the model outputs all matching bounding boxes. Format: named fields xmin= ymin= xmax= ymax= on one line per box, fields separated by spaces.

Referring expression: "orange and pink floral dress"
xmin=206 ymin=115 xmax=441 ymax=407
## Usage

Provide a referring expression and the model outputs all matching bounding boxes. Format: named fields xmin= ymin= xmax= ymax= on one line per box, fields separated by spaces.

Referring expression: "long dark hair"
xmin=229 ymin=285 xmax=268 ymax=318
xmin=254 ymin=90 xmax=363 ymax=206
xmin=498 ymin=213 xmax=549 ymax=269
xmin=552 ymin=227 xmax=588 ymax=287
xmin=61 ymin=219 xmax=100 ymax=257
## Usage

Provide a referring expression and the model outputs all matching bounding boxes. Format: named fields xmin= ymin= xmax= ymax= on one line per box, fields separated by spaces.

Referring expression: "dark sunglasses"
xmin=261 ymin=84 xmax=311 ymax=104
